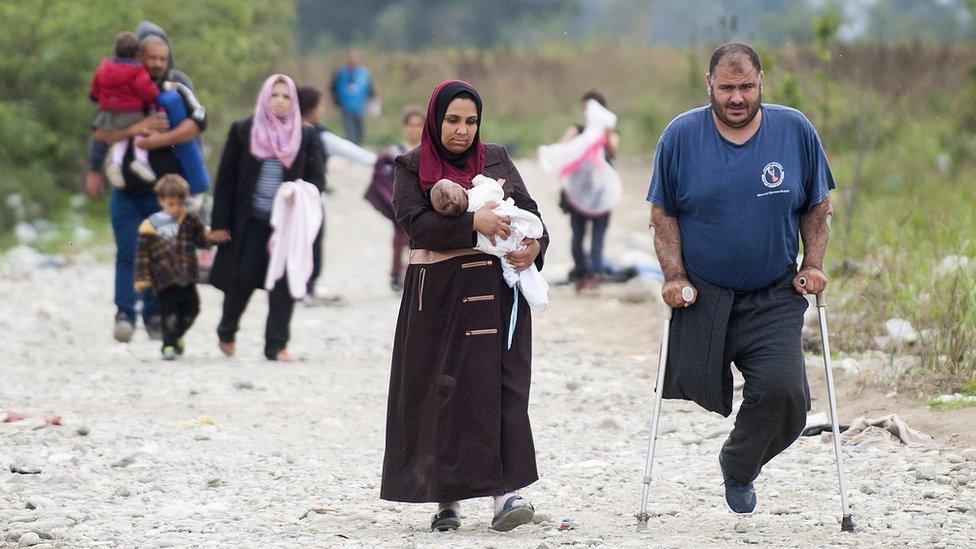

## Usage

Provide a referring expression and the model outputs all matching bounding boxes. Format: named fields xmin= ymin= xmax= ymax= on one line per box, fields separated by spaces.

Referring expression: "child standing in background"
xmin=89 ymin=31 xmax=159 ymax=188
xmin=135 ymin=175 xmax=211 ymax=360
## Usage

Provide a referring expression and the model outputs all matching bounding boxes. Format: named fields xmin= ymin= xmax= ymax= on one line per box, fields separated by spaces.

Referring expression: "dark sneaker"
xmin=145 ymin=316 xmax=163 ymax=341
xmin=113 ymin=312 xmax=134 ymax=343
xmin=490 ymin=495 xmax=534 ymax=532
xmin=430 ymin=508 xmax=461 ymax=532
xmin=161 ymin=346 xmax=177 ymax=361
xmin=720 ymin=455 xmax=757 ymax=514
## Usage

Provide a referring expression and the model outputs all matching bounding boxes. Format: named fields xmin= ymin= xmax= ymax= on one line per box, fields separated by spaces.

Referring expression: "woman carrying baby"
xmin=380 ymin=80 xmax=549 ymax=533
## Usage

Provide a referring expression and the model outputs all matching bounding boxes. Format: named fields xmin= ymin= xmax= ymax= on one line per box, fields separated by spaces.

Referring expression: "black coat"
xmin=380 ymin=144 xmax=548 ymax=502
xmin=209 ymin=117 xmax=325 ymax=292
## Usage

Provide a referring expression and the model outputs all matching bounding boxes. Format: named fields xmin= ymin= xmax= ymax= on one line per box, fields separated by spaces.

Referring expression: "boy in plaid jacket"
xmin=135 ymin=174 xmax=211 ymax=359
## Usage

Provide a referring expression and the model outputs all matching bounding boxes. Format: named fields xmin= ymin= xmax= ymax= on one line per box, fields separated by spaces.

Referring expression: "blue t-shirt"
xmin=332 ymin=66 xmax=372 ymax=115
xmin=647 ymin=104 xmax=835 ymax=292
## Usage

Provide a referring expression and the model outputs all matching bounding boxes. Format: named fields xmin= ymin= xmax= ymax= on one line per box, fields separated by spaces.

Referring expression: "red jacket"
xmin=89 ymin=58 xmax=158 ymax=112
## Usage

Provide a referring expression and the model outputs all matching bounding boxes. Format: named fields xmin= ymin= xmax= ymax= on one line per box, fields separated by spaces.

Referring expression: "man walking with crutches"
xmin=645 ymin=42 xmax=835 ymax=516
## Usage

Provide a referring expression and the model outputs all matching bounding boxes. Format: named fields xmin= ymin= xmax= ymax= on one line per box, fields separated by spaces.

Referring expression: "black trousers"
xmin=719 ymin=279 xmax=810 ymax=484
xmin=157 ymin=284 xmax=200 ymax=349
xmin=306 ymin=215 xmax=325 ymax=295
xmin=217 ymin=217 xmax=296 ymax=359
xmin=569 ymin=212 xmax=609 ymax=279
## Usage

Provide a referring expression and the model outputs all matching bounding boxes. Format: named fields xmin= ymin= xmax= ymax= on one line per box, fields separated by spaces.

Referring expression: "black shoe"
xmin=430 ymin=508 xmax=460 ymax=532
xmin=719 ymin=455 xmax=757 ymax=514
xmin=174 ymin=337 xmax=185 ymax=356
xmin=490 ymin=495 xmax=534 ymax=532
xmin=145 ymin=315 xmax=163 ymax=341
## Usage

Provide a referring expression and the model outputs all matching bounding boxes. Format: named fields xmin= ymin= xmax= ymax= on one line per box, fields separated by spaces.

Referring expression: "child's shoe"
xmin=162 ymin=346 xmax=177 ymax=361
xmin=105 ymin=163 xmax=126 ymax=189
xmin=174 ymin=338 xmax=185 ymax=356
xmin=129 ymin=159 xmax=157 ymax=183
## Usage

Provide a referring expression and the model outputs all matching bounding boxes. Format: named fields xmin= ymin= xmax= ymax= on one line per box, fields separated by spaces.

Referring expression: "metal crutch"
xmin=800 ymin=279 xmax=855 ymax=532
xmin=636 ymin=286 xmax=693 ymax=532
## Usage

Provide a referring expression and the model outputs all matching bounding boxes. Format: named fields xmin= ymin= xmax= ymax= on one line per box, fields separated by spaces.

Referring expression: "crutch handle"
xmin=797 ymin=277 xmax=826 ymax=308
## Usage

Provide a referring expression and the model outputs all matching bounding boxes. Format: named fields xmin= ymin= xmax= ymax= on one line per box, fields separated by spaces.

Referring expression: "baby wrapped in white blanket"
xmin=429 ymin=175 xmax=549 ymax=311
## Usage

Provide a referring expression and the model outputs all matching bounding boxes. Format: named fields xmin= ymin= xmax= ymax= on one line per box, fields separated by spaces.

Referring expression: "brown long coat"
xmin=380 ymin=144 xmax=549 ymax=503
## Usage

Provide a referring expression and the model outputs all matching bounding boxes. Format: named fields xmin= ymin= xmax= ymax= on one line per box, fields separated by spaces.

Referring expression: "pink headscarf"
xmin=249 ymin=74 xmax=302 ymax=169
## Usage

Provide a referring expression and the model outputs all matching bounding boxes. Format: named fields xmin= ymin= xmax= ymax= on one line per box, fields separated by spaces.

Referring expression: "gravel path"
xmin=2 ymin=159 xmax=975 ymax=548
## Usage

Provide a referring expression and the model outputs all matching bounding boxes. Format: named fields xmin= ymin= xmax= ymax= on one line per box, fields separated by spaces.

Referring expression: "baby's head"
xmin=430 ymin=179 xmax=469 ymax=218
xmin=114 ymin=32 xmax=140 ymax=60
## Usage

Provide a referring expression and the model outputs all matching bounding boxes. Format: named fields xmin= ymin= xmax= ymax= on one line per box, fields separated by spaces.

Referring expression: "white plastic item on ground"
xmin=934 ymin=393 xmax=976 ymax=405
xmin=884 ymin=318 xmax=919 ymax=345
xmin=537 ymin=100 xmax=621 ymax=216
xmin=823 ymin=413 xmax=936 ymax=448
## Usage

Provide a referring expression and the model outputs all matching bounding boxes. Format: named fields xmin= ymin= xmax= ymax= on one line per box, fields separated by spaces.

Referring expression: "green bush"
xmin=0 ymin=0 xmax=293 ymax=231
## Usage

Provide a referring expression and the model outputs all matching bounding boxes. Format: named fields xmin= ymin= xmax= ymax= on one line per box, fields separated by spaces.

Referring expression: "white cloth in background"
xmin=321 ymin=130 xmax=378 ymax=166
xmin=265 ymin=179 xmax=323 ymax=298
xmin=468 ymin=174 xmax=549 ymax=312
xmin=823 ymin=413 xmax=937 ymax=448
xmin=537 ymin=99 xmax=621 ymax=216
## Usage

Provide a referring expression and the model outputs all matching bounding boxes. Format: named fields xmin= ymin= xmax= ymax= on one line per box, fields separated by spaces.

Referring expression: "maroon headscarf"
xmin=418 ymin=80 xmax=485 ymax=190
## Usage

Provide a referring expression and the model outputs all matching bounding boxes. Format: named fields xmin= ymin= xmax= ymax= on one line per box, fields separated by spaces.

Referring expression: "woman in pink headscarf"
xmin=209 ymin=74 xmax=324 ymax=361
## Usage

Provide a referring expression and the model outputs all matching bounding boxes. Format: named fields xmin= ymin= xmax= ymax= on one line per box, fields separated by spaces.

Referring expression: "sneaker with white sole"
xmin=490 ymin=495 xmax=534 ymax=532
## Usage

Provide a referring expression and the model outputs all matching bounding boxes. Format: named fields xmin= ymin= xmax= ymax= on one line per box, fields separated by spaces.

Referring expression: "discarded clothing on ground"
xmin=821 ymin=413 xmax=936 ymax=447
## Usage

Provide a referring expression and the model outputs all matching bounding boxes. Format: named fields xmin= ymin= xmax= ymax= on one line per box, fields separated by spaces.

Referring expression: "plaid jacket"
xmin=135 ymin=212 xmax=208 ymax=292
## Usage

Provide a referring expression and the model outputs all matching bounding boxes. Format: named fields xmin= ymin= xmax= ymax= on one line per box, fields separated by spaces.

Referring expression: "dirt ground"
xmin=1 ymin=157 xmax=975 ymax=547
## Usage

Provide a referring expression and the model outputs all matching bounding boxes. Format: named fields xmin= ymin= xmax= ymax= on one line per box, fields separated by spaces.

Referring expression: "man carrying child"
xmin=86 ymin=22 xmax=208 ymax=344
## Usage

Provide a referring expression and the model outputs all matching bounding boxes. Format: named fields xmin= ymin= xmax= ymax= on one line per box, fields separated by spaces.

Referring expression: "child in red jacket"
xmin=89 ymin=32 xmax=159 ymax=188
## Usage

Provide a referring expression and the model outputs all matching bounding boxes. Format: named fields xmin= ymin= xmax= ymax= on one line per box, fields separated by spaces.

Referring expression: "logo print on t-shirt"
xmin=761 ymin=162 xmax=785 ymax=188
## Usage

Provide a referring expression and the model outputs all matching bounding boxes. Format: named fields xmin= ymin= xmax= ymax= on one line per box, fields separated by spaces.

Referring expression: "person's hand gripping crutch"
xmin=636 ymin=283 xmax=695 ymax=532
xmin=661 ymin=278 xmax=697 ymax=308
xmin=797 ymin=274 xmax=856 ymax=533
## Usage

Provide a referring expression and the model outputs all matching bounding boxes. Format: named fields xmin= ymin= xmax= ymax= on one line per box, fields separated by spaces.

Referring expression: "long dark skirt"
xmin=380 ymin=252 xmax=538 ymax=503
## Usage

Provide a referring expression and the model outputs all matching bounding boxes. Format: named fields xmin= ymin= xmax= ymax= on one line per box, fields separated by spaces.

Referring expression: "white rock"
xmin=885 ymin=318 xmax=918 ymax=345
xmin=10 ymin=457 xmax=43 ymax=475
xmin=25 ymin=496 xmax=55 ymax=510
xmin=839 ymin=358 xmax=861 ymax=375
xmin=18 ymin=532 xmax=41 ymax=546
xmin=14 ymin=222 xmax=38 ymax=244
